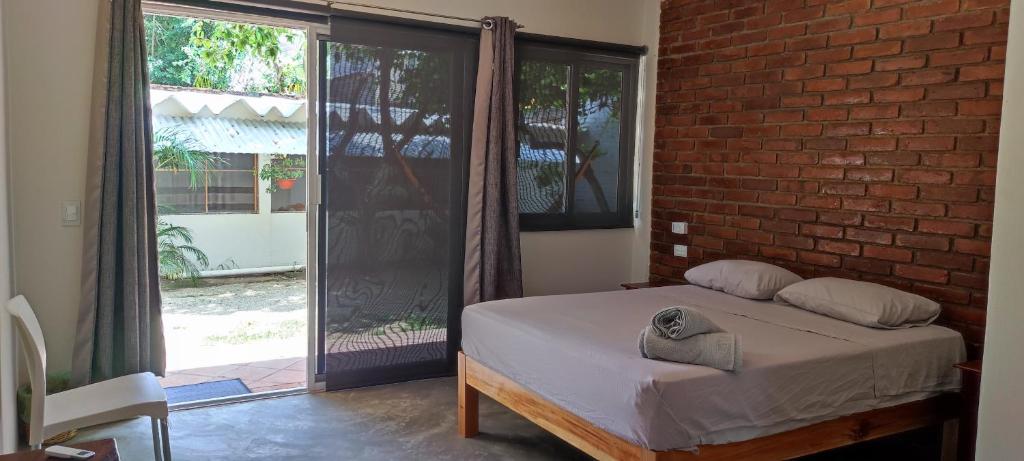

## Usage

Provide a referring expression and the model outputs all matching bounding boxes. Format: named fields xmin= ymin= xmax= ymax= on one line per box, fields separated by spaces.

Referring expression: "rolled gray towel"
xmin=638 ymin=326 xmax=742 ymax=372
xmin=651 ymin=306 xmax=722 ymax=340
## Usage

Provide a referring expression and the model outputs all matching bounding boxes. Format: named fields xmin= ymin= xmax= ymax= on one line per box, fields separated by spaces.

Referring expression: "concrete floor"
xmin=75 ymin=377 xmax=941 ymax=461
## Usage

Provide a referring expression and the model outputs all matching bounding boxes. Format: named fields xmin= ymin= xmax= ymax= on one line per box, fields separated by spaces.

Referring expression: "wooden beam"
xmin=458 ymin=352 xmax=959 ymax=461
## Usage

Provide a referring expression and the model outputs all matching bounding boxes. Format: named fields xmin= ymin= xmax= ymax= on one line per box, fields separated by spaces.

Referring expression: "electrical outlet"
xmin=671 ymin=222 xmax=688 ymax=234
xmin=61 ymin=200 xmax=81 ymax=227
xmin=673 ymin=245 xmax=688 ymax=258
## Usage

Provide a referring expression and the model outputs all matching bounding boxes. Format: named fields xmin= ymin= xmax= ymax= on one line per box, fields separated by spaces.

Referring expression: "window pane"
xmin=208 ymin=166 xmax=257 ymax=213
xmin=574 ymin=66 xmax=623 ymax=214
xmin=518 ymin=60 xmax=568 ymax=214
xmin=270 ymin=155 xmax=307 ymax=212
xmin=211 ymin=152 xmax=255 ymax=170
xmin=155 ymin=171 xmax=205 ymax=214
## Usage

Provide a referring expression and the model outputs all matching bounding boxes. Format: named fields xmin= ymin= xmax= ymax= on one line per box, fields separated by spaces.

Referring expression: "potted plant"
xmin=259 ymin=154 xmax=306 ymax=192
xmin=18 ymin=371 xmax=77 ymax=444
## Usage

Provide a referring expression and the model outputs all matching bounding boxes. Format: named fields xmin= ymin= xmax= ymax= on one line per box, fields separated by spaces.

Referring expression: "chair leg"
xmin=151 ymin=417 xmax=163 ymax=461
xmin=160 ymin=418 xmax=172 ymax=461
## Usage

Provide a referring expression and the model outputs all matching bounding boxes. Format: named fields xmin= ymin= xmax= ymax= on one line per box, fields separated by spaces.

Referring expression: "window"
xmin=156 ymin=152 xmax=258 ymax=214
xmin=264 ymin=154 xmax=307 ymax=212
xmin=516 ymin=43 xmax=639 ymax=231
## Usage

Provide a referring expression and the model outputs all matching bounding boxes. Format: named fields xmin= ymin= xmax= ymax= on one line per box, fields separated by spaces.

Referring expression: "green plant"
xmin=157 ymin=219 xmax=210 ymax=283
xmin=259 ymin=154 xmax=306 ymax=192
xmin=153 ymin=127 xmax=224 ymax=188
xmin=17 ymin=372 xmax=70 ymax=425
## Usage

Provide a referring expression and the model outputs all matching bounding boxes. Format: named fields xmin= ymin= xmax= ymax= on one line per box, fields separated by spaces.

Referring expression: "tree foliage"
xmin=145 ymin=14 xmax=305 ymax=95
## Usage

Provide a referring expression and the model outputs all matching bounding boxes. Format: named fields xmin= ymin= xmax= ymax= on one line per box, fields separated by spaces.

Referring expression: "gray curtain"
xmin=464 ymin=17 xmax=524 ymax=305
xmin=72 ymin=0 xmax=165 ymax=386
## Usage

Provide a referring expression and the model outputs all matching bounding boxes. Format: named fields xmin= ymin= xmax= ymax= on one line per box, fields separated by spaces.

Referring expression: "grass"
xmin=205 ymin=319 xmax=305 ymax=345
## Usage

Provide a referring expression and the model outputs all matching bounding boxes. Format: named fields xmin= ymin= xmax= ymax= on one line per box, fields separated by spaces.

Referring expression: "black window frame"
xmin=516 ymin=41 xmax=640 ymax=232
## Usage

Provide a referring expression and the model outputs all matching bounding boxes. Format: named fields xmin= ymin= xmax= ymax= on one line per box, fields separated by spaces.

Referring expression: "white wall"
xmin=0 ymin=0 xmax=17 ymax=452
xmin=164 ymin=155 xmax=307 ymax=272
xmin=975 ymin=1 xmax=1024 ymax=459
xmin=2 ymin=0 xmax=659 ymax=373
xmin=3 ymin=0 xmax=97 ymax=375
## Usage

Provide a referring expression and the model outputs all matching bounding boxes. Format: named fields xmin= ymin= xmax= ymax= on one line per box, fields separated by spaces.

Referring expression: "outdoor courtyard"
xmin=157 ymin=272 xmax=308 ymax=396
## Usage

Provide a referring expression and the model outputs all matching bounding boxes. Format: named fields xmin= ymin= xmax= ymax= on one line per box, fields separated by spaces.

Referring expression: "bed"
xmin=458 ymin=285 xmax=965 ymax=460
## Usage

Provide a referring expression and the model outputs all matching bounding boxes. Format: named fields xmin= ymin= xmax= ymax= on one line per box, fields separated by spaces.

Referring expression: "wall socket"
xmin=671 ymin=222 xmax=688 ymax=234
xmin=60 ymin=200 xmax=81 ymax=227
xmin=673 ymin=245 xmax=688 ymax=257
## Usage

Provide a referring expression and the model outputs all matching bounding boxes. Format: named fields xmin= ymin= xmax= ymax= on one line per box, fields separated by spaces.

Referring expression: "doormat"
xmin=165 ymin=378 xmax=251 ymax=404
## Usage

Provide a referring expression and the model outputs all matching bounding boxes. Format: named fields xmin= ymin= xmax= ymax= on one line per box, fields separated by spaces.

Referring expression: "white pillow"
xmin=773 ymin=277 xmax=941 ymax=329
xmin=684 ymin=260 xmax=803 ymax=300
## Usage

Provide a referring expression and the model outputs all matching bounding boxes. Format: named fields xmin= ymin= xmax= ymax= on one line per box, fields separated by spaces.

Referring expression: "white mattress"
xmin=461 ymin=285 xmax=965 ymax=452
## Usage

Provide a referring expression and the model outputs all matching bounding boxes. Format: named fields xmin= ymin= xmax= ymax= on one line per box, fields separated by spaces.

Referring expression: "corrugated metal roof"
xmin=154 ymin=115 xmax=307 ymax=156
xmin=151 ymin=88 xmax=305 ymax=122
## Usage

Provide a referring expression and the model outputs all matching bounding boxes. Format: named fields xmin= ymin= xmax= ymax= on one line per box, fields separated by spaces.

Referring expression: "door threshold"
xmin=169 ymin=386 xmax=308 ymax=412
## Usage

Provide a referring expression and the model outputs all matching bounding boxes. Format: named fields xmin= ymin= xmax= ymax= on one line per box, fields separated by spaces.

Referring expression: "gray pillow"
xmin=773 ymin=277 xmax=941 ymax=329
xmin=684 ymin=260 xmax=803 ymax=300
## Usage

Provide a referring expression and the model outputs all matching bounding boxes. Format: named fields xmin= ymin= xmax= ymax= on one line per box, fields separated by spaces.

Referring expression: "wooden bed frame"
xmin=457 ymin=352 xmax=960 ymax=461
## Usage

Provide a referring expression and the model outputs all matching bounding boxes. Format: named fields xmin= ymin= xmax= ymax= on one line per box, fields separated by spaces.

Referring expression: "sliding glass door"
xmin=318 ymin=18 xmax=474 ymax=390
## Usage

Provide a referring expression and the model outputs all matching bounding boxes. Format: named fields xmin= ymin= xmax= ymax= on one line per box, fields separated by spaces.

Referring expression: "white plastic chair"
xmin=6 ymin=296 xmax=172 ymax=460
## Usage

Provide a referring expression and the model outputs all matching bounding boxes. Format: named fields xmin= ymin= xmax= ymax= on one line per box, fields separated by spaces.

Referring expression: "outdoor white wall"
xmin=163 ymin=155 xmax=307 ymax=273
xmin=975 ymin=1 xmax=1024 ymax=459
xmin=2 ymin=0 xmax=659 ymax=373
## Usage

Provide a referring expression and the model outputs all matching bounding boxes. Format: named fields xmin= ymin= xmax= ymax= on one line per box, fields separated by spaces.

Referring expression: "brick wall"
xmin=652 ymin=0 xmax=1009 ymax=349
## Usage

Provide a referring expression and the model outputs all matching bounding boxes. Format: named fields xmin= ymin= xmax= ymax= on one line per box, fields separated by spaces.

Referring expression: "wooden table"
xmin=0 ymin=439 xmax=119 ymax=461
xmin=621 ymin=280 xmax=685 ymax=290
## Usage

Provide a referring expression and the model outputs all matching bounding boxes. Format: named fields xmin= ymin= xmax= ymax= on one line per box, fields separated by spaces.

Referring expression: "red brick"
xmin=959 ymin=64 xmax=1006 ymax=81
xmin=878 ymin=20 xmax=932 ymax=39
xmin=898 ymin=169 xmax=952 ymax=184
xmin=799 ymin=251 xmax=842 ymax=267
xmin=929 ymin=48 xmax=989 ymax=67
xmin=959 ymin=100 xmax=1003 ymax=116
xmin=826 ymin=61 xmax=873 ymax=76
xmin=805 ymin=78 xmax=847 ymax=92
xmin=817 ymin=240 xmax=861 ymax=255
xmin=896 ymin=234 xmax=951 ymax=250
xmin=873 ymin=87 xmax=925 ymax=102
xmin=853 ymin=41 xmax=902 ymax=58
xmin=918 ymin=220 xmax=976 ymax=236
xmin=854 ymin=8 xmax=901 ymax=26
xmin=905 ymin=0 xmax=959 ymax=19
xmin=846 ymin=228 xmax=893 ymax=245
xmin=868 ymin=184 xmax=918 ymax=199
xmin=900 ymin=136 xmax=956 ymax=151
xmin=934 ymin=11 xmax=994 ymax=32
xmin=863 ymin=245 xmax=913 ymax=262
xmin=850 ymin=104 xmax=899 ymax=119
xmin=830 ymin=28 xmax=878 ymax=46
xmin=905 ymin=32 xmax=962 ymax=52
xmin=901 ymin=69 xmax=956 ymax=86
xmin=875 ymin=56 xmax=926 ymax=72
xmin=894 ymin=264 xmax=949 ymax=283
xmin=848 ymin=138 xmax=897 ymax=151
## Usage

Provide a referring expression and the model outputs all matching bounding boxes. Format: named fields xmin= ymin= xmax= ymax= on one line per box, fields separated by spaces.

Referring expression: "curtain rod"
xmin=324 ymin=1 xmax=523 ymax=30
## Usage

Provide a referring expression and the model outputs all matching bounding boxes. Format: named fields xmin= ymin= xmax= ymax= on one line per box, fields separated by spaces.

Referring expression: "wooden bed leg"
xmin=458 ymin=352 xmax=479 ymax=438
xmin=940 ymin=419 xmax=959 ymax=461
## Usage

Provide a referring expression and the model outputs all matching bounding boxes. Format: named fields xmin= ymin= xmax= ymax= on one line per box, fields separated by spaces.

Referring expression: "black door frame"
xmin=316 ymin=16 xmax=476 ymax=390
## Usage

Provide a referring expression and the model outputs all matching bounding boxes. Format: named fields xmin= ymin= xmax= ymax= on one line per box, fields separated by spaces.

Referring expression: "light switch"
xmin=673 ymin=245 xmax=688 ymax=258
xmin=671 ymin=222 xmax=688 ymax=234
xmin=61 ymin=200 xmax=81 ymax=227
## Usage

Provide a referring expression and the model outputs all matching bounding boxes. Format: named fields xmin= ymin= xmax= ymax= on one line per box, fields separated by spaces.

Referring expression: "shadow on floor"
xmin=75 ymin=377 xmax=943 ymax=460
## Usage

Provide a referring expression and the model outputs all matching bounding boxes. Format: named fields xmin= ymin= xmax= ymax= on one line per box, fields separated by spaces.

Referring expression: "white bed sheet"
xmin=461 ymin=285 xmax=964 ymax=451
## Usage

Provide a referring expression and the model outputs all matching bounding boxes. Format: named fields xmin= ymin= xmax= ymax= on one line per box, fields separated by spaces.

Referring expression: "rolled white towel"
xmin=638 ymin=326 xmax=742 ymax=372
xmin=651 ymin=306 xmax=722 ymax=340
